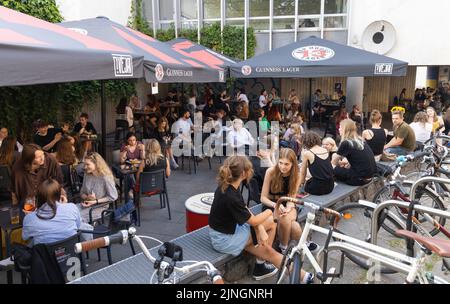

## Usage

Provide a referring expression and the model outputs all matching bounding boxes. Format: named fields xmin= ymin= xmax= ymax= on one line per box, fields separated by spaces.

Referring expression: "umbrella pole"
xmin=101 ymin=80 xmax=106 ymax=157
xmin=308 ymin=78 xmax=312 ymax=129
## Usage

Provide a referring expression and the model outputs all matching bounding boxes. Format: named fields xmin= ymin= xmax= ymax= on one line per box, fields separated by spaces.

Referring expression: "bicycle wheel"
xmin=372 ymin=184 xmax=446 ymax=236
xmin=330 ymin=203 xmax=402 ymax=274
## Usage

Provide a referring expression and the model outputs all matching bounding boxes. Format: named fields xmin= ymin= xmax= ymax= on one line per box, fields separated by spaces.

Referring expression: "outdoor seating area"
xmin=1 ymin=1 xmax=450 ymax=288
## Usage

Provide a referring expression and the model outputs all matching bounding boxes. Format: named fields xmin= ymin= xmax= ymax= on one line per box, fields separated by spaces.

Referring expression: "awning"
xmin=230 ymin=36 xmax=408 ymax=78
xmin=0 ymin=6 xmax=144 ymax=87
xmin=61 ymin=18 xmax=226 ymax=83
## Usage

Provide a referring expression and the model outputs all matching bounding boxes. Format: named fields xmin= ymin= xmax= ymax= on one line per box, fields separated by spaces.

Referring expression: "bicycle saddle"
xmin=396 ymin=230 xmax=450 ymax=258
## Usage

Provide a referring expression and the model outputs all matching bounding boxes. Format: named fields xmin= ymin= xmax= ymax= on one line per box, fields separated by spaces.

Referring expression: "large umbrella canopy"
xmin=166 ymin=38 xmax=237 ymax=71
xmin=61 ymin=18 xmax=226 ymax=83
xmin=230 ymin=36 xmax=408 ymax=78
xmin=0 ymin=6 xmax=144 ymax=87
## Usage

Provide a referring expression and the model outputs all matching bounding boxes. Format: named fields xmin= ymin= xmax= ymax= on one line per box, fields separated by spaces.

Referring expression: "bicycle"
xmin=74 ymin=227 xmax=224 ymax=284
xmin=274 ymin=197 xmax=450 ymax=284
xmin=332 ymin=176 xmax=450 ymax=273
xmin=372 ymin=148 xmax=447 ymax=237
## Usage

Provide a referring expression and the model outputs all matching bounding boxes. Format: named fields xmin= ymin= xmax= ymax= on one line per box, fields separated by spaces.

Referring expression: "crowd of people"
xmin=1 ymin=82 xmax=449 ymax=282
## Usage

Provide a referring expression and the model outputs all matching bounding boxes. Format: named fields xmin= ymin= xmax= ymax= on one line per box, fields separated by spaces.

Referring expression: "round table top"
xmin=185 ymin=192 xmax=214 ymax=215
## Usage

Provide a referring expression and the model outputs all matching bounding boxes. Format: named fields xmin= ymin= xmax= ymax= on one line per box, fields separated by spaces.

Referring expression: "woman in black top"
xmin=362 ymin=110 xmax=387 ymax=161
xmin=208 ymin=156 xmax=285 ymax=281
xmin=444 ymin=108 xmax=450 ymax=136
xmin=136 ymin=139 xmax=170 ymax=192
xmin=154 ymin=117 xmax=178 ymax=169
xmin=299 ymin=132 xmax=334 ymax=195
xmin=333 ymin=119 xmax=377 ymax=186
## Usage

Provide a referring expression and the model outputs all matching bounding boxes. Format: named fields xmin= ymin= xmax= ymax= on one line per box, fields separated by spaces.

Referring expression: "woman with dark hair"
xmin=299 ymin=131 xmax=334 ymax=195
xmin=116 ymin=97 xmax=134 ymax=130
xmin=120 ymin=132 xmax=145 ymax=165
xmin=155 ymin=117 xmax=178 ymax=169
xmin=52 ymin=137 xmax=77 ymax=166
xmin=267 ymin=104 xmax=282 ymax=122
xmin=22 ymin=179 xmax=82 ymax=245
xmin=0 ymin=136 xmax=20 ymax=169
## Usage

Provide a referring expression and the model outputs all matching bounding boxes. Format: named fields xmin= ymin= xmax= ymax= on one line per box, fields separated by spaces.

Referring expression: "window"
xmin=142 ymin=0 xmax=153 ymax=28
xmin=298 ymin=17 xmax=320 ymax=29
xmin=159 ymin=0 xmax=174 ymax=20
xmin=273 ymin=18 xmax=294 ymax=30
xmin=298 ymin=0 xmax=320 ymax=15
xmin=226 ymin=0 xmax=244 ymax=18
xmin=181 ymin=0 xmax=198 ymax=20
xmin=226 ymin=19 xmax=245 ymax=27
xmin=324 ymin=16 xmax=346 ymax=28
xmin=181 ymin=21 xmax=199 ymax=30
xmin=250 ymin=0 xmax=269 ymax=17
xmin=249 ymin=19 xmax=270 ymax=31
xmin=273 ymin=0 xmax=295 ymax=16
xmin=324 ymin=0 xmax=347 ymax=14
xmin=203 ymin=0 xmax=221 ymax=19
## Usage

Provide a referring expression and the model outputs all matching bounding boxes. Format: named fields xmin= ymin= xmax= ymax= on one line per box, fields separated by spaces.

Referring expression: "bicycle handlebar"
xmin=74 ymin=229 xmax=132 ymax=253
xmin=74 ymin=227 xmax=224 ymax=284
xmin=274 ymin=196 xmax=343 ymax=219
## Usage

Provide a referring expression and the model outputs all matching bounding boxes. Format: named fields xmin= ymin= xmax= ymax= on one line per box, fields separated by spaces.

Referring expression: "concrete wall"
xmin=348 ymin=0 xmax=450 ymax=65
xmin=56 ymin=0 xmax=132 ymax=24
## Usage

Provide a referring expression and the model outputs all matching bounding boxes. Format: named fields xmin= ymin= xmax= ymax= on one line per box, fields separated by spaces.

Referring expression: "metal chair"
xmin=135 ymin=170 xmax=171 ymax=226
xmin=82 ymin=207 xmax=136 ymax=265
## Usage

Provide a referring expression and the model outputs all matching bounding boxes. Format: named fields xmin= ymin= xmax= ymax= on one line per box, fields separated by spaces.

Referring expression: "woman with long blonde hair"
xmin=260 ymin=148 xmax=318 ymax=263
xmin=332 ymin=119 xmax=376 ymax=186
xmin=136 ymin=139 xmax=170 ymax=185
xmin=79 ymin=152 xmax=118 ymax=222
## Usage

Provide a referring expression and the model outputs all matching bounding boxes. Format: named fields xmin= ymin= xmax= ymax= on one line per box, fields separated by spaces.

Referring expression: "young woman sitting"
xmin=299 ymin=131 xmax=334 ymax=196
xmin=332 ymin=119 xmax=377 ymax=186
xmin=22 ymin=179 xmax=83 ymax=245
xmin=362 ymin=110 xmax=387 ymax=161
xmin=208 ymin=156 xmax=314 ymax=283
xmin=260 ymin=148 xmax=320 ymax=261
xmin=79 ymin=152 xmax=118 ymax=223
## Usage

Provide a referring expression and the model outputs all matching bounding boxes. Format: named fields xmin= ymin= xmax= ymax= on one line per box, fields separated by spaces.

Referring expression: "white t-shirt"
xmin=125 ymin=106 xmax=134 ymax=127
xmin=238 ymin=93 xmax=249 ymax=104
xmin=172 ymin=118 xmax=193 ymax=137
xmin=227 ymin=128 xmax=255 ymax=147
xmin=259 ymin=95 xmax=267 ymax=108
xmin=409 ymin=122 xmax=432 ymax=143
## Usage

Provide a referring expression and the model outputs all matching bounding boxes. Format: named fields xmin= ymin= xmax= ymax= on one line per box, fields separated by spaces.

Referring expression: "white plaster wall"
xmin=348 ymin=0 xmax=450 ymax=65
xmin=56 ymin=0 xmax=132 ymax=25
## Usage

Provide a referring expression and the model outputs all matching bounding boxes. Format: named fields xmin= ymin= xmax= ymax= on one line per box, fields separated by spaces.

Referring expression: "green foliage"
xmin=156 ymin=27 xmax=175 ymax=42
xmin=0 ymin=0 xmax=63 ymax=22
xmin=222 ymin=25 xmax=256 ymax=60
xmin=200 ymin=22 xmax=222 ymax=53
xmin=179 ymin=28 xmax=198 ymax=42
xmin=127 ymin=0 xmax=153 ymax=36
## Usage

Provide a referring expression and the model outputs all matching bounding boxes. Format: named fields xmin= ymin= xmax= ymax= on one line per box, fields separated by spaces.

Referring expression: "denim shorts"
xmin=209 ymin=223 xmax=250 ymax=257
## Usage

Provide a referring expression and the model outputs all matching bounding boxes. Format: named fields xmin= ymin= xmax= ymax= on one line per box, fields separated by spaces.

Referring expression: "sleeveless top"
xmin=366 ymin=128 xmax=386 ymax=156
xmin=432 ymin=120 xmax=440 ymax=133
xmin=307 ymin=151 xmax=334 ymax=181
xmin=143 ymin=157 xmax=167 ymax=172
xmin=263 ymin=175 xmax=290 ymax=212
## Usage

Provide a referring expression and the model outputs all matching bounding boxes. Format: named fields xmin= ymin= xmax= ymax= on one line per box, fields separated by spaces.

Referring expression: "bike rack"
xmin=371 ymin=177 xmax=450 ymax=248
xmin=318 ymin=226 xmax=344 ymax=283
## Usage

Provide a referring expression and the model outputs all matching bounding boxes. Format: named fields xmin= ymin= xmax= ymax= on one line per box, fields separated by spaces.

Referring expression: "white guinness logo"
xmin=155 ymin=64 xmax=164 ymax=81
xmin=241 ymin=65 xmax=252 ymax=76
xmin=374 ymin=63 xmax=393 ymax=75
